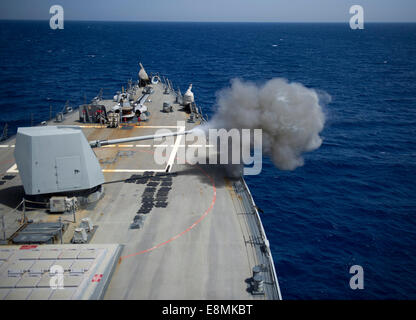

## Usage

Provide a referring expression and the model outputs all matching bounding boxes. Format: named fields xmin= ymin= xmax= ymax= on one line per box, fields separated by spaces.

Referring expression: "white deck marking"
xmin=165 ymin=125 xmax=185 ymax=172
xmin=5 ymin=165 xmax=166 ymax=174
xmin=3 ymin=142 xmax=213 ymax=174
xmin=0 ymin=145 xmax=9 ymax=148
xmin=3 ymin=127 xmax=207 ymax=174
xmin=99 ymin=125 xmax=187 ymax=173
xmin=6 ymin=164 xmax=18 ymax=173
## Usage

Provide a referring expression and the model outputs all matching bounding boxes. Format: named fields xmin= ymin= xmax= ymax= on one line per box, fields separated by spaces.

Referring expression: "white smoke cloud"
xmin=204 ymin=78 xmax=328 ymax=171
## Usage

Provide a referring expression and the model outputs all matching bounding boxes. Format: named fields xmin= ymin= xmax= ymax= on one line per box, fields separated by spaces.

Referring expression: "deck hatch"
xmin=56 ymin=156 xmax=82 ymax=190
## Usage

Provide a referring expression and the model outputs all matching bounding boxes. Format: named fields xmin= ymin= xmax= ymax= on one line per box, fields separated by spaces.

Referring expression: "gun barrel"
xmin=89 ymin=129 xmax=193 ymax=148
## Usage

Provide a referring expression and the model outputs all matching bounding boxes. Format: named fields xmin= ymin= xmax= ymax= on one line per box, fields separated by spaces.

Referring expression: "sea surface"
xmin=0 ymin=21 xmax=415 ymax=299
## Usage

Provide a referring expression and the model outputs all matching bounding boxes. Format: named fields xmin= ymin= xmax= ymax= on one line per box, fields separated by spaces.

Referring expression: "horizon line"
xmin=1 ymin=18 xmax=416 ymax=24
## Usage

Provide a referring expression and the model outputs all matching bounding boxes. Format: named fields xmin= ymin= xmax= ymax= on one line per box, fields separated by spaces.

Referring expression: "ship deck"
xmin=0 ymin=81 xmax=281 ymax=300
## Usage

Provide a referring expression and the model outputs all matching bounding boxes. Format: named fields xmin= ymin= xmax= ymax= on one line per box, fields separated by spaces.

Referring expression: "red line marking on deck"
xmin=119 ymin=156 xmax=216 ymax=261
xmin=20 ymin=245 xmax=38 ymax=250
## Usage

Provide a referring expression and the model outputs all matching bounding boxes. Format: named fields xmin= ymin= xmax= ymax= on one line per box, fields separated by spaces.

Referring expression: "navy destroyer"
xmin=0 ymin=64 xmax=282 ymax=300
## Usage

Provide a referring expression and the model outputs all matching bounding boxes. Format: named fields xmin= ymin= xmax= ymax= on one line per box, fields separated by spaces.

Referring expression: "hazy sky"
xmin=1 ymin=0 xmax=415 ymax=22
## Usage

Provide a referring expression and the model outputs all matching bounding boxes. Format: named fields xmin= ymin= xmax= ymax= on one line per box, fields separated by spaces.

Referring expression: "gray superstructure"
xmin=0 ymin=70 xmax=281 ymax=300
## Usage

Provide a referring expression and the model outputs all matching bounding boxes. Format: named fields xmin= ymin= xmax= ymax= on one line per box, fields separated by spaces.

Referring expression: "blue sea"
xmin=0 ymin=21 xmax=415 ymax=299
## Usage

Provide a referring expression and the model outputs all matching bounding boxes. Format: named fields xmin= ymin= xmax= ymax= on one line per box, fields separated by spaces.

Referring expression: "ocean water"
xmin=0 ymin=21 xmax=415 ymax=299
